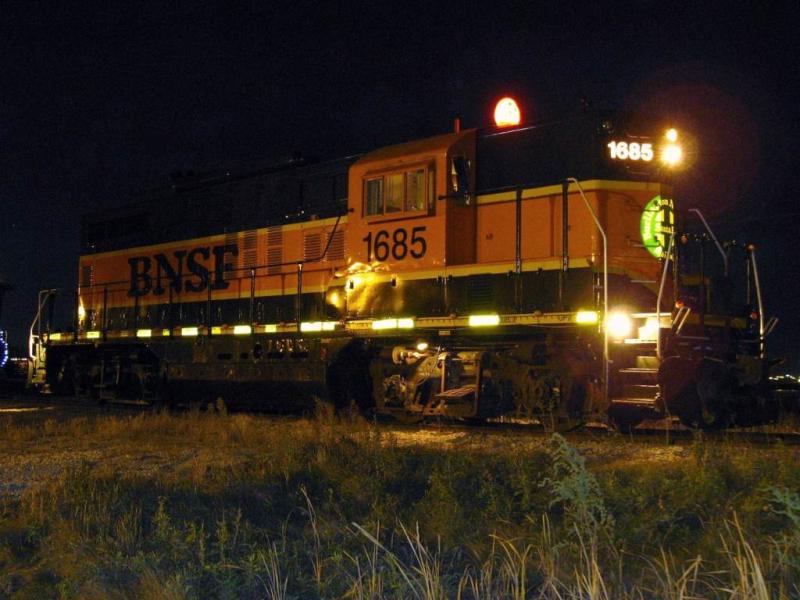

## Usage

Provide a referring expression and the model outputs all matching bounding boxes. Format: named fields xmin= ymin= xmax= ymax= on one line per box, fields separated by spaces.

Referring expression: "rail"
xmin=689 ymin=208 xmax=728 ymax=277
xmin=748 ymin=245 xmax=766 ymax=358
xmin=566 ymin=178 xmax=608 ymax=404
xmin=656 ymin=232 xmax=676 ymax=359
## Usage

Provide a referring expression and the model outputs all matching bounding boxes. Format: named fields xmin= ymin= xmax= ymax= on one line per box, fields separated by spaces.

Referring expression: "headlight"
xmin=660 ymin=143 xmax=683 ymax=166
xmin=607 ymin=311 xmax=633 ymax=339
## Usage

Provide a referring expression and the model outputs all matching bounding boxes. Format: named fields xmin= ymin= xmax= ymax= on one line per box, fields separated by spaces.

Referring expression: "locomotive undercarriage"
xmin=370 ymin=331 xmax=604 ymax=428
xmin=40 ymin=327 xmax=609 ymax=428
xmin=37 ymin=319 xmax=779 ymax=431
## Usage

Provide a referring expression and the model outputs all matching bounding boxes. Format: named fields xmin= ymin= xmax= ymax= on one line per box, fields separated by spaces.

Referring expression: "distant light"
xmin=136 ymin=329 xmax=152 ymax=338
xmin=86 ymin=330 xmax=101 ymax=339
xmin=575 ymin=311 xmax=598 ymax=324
xmin=233 ymin=325 xmax=252 ymax=335
xmin=661 ymin=143 xmax=683 ymax=166
xmin=162 ymin=329 xmax=171 ymax=337
xmin=211 ymin=326 xmax=223 ymax=335
xmin=263 ymin=324 xmax=277 ymax=333
xmin=469 ymin=314 xmax=500 ymax=327
xmin=493 ymin=97 xmax=521 ymax=127
xmin=181 ymin=326 xmax=199 ymax=337
xmin=49 ymin=332 xmax=63 ymax=341
xmin=665 ymin=128 xmax=678 ymax=142
xmin=416 ymin=341 xmax=429 ymax=352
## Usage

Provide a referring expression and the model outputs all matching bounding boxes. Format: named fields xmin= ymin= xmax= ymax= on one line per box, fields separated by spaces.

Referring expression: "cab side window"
xmin=365 ymin=178 xmax=384 ymax=216
xmin=363 ymin=166 xmax=432 ymax=217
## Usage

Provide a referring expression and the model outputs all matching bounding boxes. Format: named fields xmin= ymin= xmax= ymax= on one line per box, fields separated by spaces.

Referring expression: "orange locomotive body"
xmin=34 ymin=110 xmax=774 ymax=429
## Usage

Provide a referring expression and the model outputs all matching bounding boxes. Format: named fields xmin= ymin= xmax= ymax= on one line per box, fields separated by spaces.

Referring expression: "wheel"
xmin=607 ymin=403 xmax=644 ymax=433
xmin=326 ymin=340 xmax=374 ymax=415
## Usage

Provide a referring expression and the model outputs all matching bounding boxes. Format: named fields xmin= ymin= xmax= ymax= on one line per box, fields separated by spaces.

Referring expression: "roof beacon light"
xmin=493 ymin=97 xmax=521 ymax=128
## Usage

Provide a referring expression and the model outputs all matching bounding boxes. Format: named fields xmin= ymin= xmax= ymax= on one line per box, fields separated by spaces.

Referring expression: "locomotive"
xmin=29 ymin=100 xmax=778 ymax=430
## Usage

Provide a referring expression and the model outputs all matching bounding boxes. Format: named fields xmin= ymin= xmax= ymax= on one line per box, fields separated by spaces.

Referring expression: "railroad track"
xmin=4 ymin=392 xmax=800 ymax=446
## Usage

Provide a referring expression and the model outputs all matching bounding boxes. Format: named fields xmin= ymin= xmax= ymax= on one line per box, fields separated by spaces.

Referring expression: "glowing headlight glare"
xmin=606 ymin=312 xmax=633 ymax=339
xmin=661 ymin=143 xmax=683 ymax=166
xmin=575 ymin=310 xmax=598 ymax=324
xmin=416 ymin=341 xmax=429 ymax=352
xmin=469 ymin=314 xmax=500 ymax=327
xmin=371 ymin=318 xmax=397 ymax=330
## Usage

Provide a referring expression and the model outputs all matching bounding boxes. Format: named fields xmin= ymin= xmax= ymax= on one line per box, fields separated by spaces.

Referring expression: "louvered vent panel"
xmin=467 ymin=275 xmax=494 ymax=311
xmin=243 ymin=230 xmax=258 ymax=269
xmin=266 ymin=225 xmax=283 ymax=276
xmin=267 ymin=248 xmax=283 ymax=275
xmin=304 ymin=233 xmax=322 ymax=261
xmin=267 ymin=226 xmax=283 ymax=246
xmin=327 ymin=230 xmax=345 ymax=261
xmin=224 ymin=233 xmax=240 ymax=280
xmin=80 ymin=265 xmax=94 ymax=287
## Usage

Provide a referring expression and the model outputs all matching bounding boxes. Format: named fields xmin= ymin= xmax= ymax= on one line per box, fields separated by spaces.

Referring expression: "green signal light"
xmin=640 ymin=195 xmax=675 ymax=259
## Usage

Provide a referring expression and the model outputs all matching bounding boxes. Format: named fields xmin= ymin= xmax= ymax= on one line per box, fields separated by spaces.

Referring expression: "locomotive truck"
xmin=28 ymin=100 xmax=778 ymax=430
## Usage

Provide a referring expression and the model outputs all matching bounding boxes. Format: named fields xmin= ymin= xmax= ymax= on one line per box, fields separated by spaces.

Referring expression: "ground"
xmin=1 ymin=394 xmax=800 ymax=598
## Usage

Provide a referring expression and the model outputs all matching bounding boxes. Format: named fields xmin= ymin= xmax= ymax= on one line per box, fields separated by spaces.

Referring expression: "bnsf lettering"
xmin=128 ymin=243 xmax=238 ymax=297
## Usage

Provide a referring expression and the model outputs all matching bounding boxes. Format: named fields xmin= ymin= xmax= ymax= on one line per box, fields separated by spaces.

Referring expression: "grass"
xmin=1 ymin=409 xmax=800 ymax=598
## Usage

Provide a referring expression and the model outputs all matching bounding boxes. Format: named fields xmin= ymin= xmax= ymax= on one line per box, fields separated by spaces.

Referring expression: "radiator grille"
xmin=243 ymin=229 xmax=258 ymax=269
xmin=266 ymin=226 xmax=283 ymax=275
xmin=224 ymin=233 xmax=239 ymax=280
xmin=267 ymin=248 xmax=283 ymax=275
xmin=327 ymin=230 xmax=345 ymax=261
xmin=304 ymin=233 xmax=322 ymax=261
xmin=267 ymin=226 xmax=283 ymax=246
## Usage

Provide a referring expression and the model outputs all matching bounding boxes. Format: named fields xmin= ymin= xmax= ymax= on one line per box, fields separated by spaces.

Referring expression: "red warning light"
xmin=494 ymin=97 xmax=521 ymax=127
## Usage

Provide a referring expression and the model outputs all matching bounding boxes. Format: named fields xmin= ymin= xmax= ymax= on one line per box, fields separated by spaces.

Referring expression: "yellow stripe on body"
xmin=476 ymin=179 xmax=665 ymax=205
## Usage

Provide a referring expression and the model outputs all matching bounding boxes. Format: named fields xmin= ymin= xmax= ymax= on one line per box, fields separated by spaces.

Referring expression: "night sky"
xmin=1 ymin=2 xmax=798 ymax=366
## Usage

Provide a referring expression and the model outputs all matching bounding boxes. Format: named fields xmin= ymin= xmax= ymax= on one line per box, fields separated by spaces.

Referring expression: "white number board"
xmin=607 ymin=141 xmax=653 ymax=162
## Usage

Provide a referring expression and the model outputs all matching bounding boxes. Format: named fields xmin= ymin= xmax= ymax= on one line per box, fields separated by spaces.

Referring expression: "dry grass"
xmin=0 ymin=410 xmax=800 ymax=597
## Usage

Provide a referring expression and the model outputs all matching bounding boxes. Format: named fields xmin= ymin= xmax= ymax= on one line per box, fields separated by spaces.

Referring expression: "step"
xmin=623 ymin=384 xmax=659 ymax=399
xmin=610 ymin=397 xmax=658 ymax=408
xmin=435 ymin=385 xmax=476 ymax=400
xmin=635 ymin=355 xmax=659 ymax=369
xmin=619 ymin=367 xmax=658 ymax=374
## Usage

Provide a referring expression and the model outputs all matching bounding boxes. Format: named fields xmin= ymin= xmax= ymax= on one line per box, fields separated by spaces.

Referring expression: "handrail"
xmin=688 ymin=208 xmax=728 ymax=276
xmin=566 ymin=178 xmax=609 ymax=404
xmin=748 ymin=246 xmax=766 ymax=358
xmin=674 ymin=306 xmax=692 ymax=336
xmin=28 ymin=289 xmax=57 ymax=359
xmin=655 ymin=232 xmax=676 ymax=359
